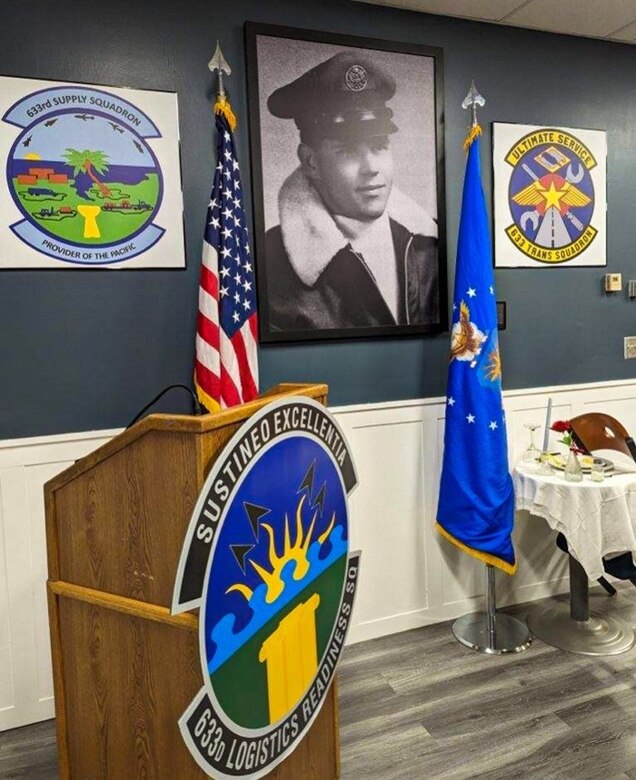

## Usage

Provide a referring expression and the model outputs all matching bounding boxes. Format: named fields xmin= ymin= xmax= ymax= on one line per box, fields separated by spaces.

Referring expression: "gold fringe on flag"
xmin=214 ymin=95 xmax=237 ymax=131
xmin=194 ymin=374 xmax=221 ymax=414
xmin=435 ymin=522 xmax=517 ymax=575
xmin=463 ymin=123 xmax=482 ymax=151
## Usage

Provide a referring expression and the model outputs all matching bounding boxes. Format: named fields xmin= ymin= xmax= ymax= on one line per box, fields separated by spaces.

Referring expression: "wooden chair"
xmin=557 ymin=412 xmax=636 ymax=596
xmin=569 ymin=412 xmax=636 ymax=461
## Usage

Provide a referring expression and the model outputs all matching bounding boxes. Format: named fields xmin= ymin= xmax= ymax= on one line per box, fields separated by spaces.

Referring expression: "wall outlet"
xmin=625 ymin=337 xmax=636 ymax=359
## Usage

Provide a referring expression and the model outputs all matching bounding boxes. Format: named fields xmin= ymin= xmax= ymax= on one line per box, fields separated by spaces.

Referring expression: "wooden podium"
xmin=45 ymin=383 xmax=340 ymax=780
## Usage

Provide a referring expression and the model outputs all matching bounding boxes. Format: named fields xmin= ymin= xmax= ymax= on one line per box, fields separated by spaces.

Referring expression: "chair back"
xmin=569 ymin=412 xmax=636 ymax=461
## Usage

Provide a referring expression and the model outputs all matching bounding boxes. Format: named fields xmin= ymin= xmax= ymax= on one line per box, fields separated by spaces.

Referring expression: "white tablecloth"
xmin=513 ymin=465 xmax=636 ymax=580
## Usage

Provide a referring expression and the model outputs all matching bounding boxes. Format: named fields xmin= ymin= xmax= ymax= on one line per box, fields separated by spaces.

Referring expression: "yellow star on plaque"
xmin=542 ymin=181 xmax=566 ymax=209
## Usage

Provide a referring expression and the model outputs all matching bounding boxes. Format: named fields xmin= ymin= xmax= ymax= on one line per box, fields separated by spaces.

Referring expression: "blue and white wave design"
xmin=207 ymin=525 xmax=347 ymax=675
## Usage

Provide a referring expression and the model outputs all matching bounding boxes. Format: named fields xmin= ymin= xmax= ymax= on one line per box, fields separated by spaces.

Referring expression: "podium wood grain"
xmin=45 ymin=384 xmax=338 ymax=779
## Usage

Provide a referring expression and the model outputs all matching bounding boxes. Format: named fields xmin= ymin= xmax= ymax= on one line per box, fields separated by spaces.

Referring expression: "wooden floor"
xmin=2 ymin=588 xmax=636 ymax=779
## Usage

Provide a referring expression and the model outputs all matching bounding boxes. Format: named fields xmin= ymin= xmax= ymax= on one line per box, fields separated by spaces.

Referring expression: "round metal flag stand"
xmin=452 ymin=565 xmax=532 ymax=654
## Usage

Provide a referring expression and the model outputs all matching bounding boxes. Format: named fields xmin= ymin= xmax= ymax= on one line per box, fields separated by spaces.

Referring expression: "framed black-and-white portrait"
xmin=245 ymin=23 xmax=447 ymax=343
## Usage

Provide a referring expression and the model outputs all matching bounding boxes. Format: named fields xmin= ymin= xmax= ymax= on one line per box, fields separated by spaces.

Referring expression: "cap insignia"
xmin=344 ymin=65 xmax=368 ymax=92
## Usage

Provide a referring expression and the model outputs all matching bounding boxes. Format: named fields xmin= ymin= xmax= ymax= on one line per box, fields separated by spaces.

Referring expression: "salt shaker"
xmin=590 ymin=458 xmax=605 ymax=483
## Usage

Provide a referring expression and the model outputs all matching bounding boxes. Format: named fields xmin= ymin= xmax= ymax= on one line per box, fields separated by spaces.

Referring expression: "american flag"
xmin=195 ymin=108 xmax=259 ymax=412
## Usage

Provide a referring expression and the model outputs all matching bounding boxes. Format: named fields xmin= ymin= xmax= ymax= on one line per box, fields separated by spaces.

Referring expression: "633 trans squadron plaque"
xmin=172 ymin=397 xmax=359 ymax=778
xmin=493 ymin=122 xmax=607 ymax=268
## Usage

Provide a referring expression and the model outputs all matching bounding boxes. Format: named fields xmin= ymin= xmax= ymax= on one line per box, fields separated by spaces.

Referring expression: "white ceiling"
xmin=352 ymin=0 xmax=636 ymax=43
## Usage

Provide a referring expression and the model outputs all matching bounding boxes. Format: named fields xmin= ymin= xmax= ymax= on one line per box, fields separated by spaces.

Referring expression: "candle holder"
xmin=537 ymin=450 xmax=554 ymax=475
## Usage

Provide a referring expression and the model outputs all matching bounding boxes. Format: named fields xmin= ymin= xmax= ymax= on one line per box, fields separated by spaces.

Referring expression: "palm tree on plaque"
xmin=63 ymin=148 xmax=112 ymax=198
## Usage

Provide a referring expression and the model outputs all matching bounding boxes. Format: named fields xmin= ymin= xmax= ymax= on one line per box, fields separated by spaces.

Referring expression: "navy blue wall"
xmin=1 ymin=0 xmax=635 ymax=438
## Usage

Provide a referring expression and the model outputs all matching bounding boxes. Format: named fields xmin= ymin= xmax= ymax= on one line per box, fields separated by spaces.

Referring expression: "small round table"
xmin=513 ymin=463 xmax=636 ymax=656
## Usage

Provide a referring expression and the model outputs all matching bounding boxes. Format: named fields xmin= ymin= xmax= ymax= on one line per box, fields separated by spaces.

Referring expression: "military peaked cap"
xmin=268 ymin=51 xmax=398 ymax=142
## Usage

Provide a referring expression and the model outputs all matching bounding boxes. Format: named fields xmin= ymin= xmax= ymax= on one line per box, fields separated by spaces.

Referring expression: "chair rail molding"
xmin=2 ymin=378 xmax=636 ymax=730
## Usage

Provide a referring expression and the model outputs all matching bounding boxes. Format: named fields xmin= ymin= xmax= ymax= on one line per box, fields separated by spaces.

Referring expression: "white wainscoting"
xmin=2 ymin=379 xmax=636 ymax=730
xmin=0 ymin=429 xmax=118 ymax=731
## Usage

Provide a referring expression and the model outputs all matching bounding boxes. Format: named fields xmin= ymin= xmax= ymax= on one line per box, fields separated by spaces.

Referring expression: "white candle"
xmin=542 ymin=397 xmax=553 ymax=453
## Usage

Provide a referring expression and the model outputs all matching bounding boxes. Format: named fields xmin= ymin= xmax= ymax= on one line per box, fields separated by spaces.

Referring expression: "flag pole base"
xmin=452 ymin=611 xmax=532 ymax=655
xmin=451 ymin=564 xmax=531 ymax=654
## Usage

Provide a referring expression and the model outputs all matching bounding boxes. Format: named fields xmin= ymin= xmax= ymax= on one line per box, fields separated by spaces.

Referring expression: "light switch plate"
xmin=624 ymin=337 xmax=636 ymax=359
xmin=605 ymin=273 xmax=622 ymax=292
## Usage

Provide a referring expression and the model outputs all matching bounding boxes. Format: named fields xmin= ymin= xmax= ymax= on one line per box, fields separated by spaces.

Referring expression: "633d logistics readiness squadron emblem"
xmin=493 ymin=123 xmax=607 ymax=268
xmin=172 ymin=397 xmax=359 ymax=779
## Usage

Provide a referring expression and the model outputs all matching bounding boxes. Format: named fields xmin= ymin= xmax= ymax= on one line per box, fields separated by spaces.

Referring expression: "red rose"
xmin=550 ymin=420 xmax=570 ymax=433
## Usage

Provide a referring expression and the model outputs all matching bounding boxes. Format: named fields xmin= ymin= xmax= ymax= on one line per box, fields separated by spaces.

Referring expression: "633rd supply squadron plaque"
xmin=0 ymin=75 xmax=185 ymax=268
xmin=172 ymin=397 xmax=359 ymax=778
xmin=493 ymin=123 xmax=606 ymax=268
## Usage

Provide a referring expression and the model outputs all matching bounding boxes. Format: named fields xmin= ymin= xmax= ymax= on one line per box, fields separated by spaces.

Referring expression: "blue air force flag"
xmin=436 ymin=130 xmax=516 ymax=575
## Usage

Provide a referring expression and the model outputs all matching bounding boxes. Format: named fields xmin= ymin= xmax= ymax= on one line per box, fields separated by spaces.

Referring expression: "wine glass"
xmin=522 ymin=423 xmax=541 ymax=471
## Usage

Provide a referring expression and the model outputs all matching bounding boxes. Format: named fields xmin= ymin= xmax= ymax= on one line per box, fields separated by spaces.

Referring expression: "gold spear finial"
xmin=461 ymin=80 xmax=485 ymax=150
xmin=208 ymin=41 xmax=236 ymax=130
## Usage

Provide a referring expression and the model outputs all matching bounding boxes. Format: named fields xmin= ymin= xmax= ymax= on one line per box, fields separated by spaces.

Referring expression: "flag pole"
xmin=450 ymin=82 xmax=531 ymax=655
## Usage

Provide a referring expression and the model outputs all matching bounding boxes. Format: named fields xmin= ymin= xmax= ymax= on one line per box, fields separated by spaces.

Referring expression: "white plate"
xmin=547 ymin=454 xmax=613 ymax=473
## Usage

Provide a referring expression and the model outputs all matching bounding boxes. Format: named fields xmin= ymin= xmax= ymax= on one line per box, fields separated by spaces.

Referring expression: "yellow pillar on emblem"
xmin=259 ymin=593 xmax=321 ymax=723
xmin=77 ymin=205 xmax=101 ymax=238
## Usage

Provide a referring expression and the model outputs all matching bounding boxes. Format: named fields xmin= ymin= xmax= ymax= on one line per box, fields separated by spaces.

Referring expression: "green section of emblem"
xmin=211 ymin=554 xmax=347 ymax=729
xmin=11 ymin=174 xmax=159 ymax=244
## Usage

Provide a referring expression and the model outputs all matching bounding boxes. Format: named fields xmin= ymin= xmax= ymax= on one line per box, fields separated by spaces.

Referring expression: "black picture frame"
xmin=245 ymin=22 xmax=447 ymax=344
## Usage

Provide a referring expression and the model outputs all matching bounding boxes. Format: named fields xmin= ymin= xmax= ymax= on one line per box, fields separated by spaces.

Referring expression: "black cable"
xmin=125 ymin=383 xmax=204 ymax=429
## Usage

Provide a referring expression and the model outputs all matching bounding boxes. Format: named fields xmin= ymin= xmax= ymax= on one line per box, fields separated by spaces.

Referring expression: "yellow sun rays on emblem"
xmin=228 ymin=494 xmax=328 ymax=605
xmin=485 ymin=347 xmax=502 ymax=382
